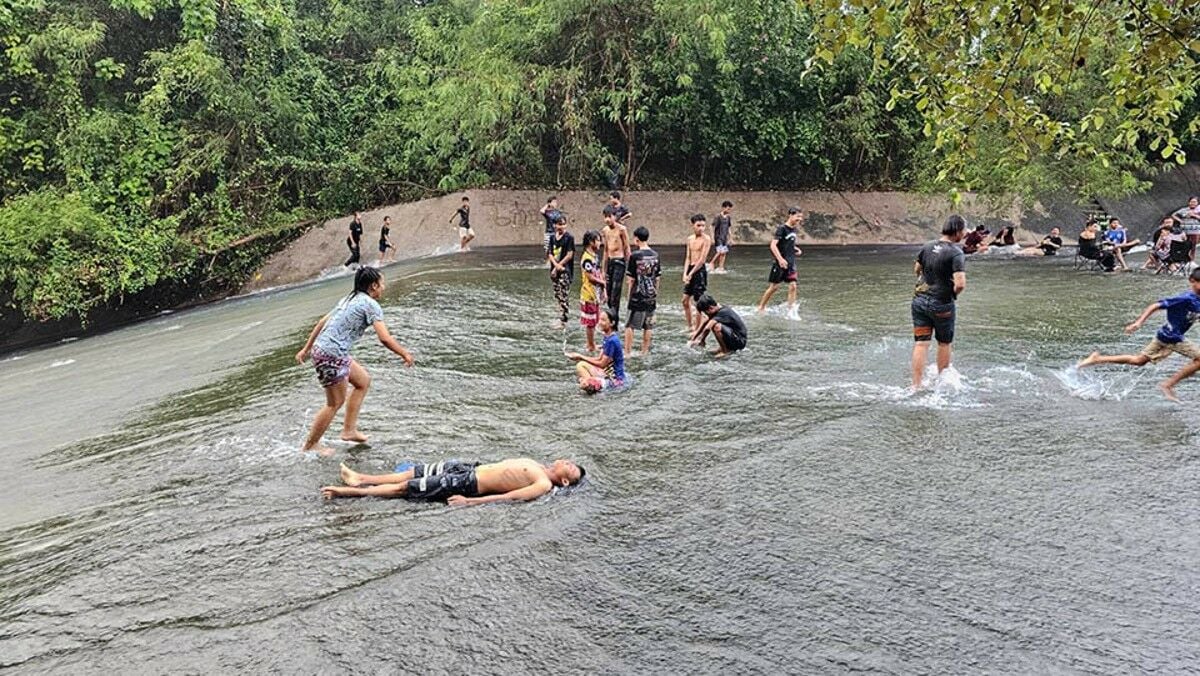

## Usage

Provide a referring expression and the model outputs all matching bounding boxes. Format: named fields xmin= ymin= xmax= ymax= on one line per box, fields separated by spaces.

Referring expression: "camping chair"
xmin=1074 ymin=237 xmax=1113 ymax=271
xmin=1155 ymin=238 xmax=1193 ymax=275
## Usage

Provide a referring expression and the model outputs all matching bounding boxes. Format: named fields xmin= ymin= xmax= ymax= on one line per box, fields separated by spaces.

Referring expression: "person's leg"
xmin=1189 ymin=234 xmax=1199 ymax=262
xmin=576 ymin=361 xmax=603 ymax=389
xmin=682 ymin=295 xmax=693 ymax=331
xmin=642 ymin=329 xmax=652 ymax=355
xmin=340 ymin=462 xmax=416 ymax=487
xmin=340 ymin=359 xmax=371 ymax=443
xmin=321 ymin=483 xmax=407 ymax=499
xmin=911 ymin=340 xmax=931 ymax=389
xmin=710 ymin=324 xmax=729 ymax=355
xmin=786 ymin=281 xmax=797 ymax=309
xmin=935 ymin=341 xmax=953 ymax=373
xmin=757 ymin=283 xmax=779 ymax=312
xmin=1113 ymin=248 xmax=1127 ymax=269
xmin=585 ymin=324 xmax=596 ymax=352
xmin=1077 ymin=352 xmax=1152 ymax=367
xmin=553 ymin=275 xmax=570 ymax=325
xmin=624 ymin=325 xmax=634 ymax=354
xmin=303 ymin=382 xmax=348 ymax=453
xmin=1160 ymin=358 xmax=1200 ymax=401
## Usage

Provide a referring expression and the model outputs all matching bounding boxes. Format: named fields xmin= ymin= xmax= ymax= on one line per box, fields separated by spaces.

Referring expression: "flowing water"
xmin=1 ymin=246 xmax=1198 ymax=673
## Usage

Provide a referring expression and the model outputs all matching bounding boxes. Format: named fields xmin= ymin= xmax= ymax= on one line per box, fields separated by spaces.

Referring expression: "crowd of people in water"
xmin=310 ymin=192 xmax=1200 ymax=506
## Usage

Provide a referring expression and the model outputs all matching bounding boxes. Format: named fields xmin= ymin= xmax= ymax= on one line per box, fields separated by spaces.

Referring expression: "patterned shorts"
xmin=580 ymin=301 xmax=599 ymax=327
xmin=312 ymin=349 xmax=351 ymax=388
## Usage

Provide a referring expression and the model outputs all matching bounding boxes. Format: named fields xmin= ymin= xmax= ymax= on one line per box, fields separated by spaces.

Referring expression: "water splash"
xmin=1054 ymin=364 xmax=1144 ymax=401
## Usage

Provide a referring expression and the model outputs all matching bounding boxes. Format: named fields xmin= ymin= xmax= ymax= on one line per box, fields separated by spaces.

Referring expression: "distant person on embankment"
xmin=624 ymin=226 xmax=661 ymax=356
xmin=601 ymin=205 xmax=630 ymax=329
xmin=345 ymin=212 xmax=364 ymax=268
xmin=547 ymin=213 xmax=576 ymax=328
xmin=756 ymin=207 xmax=804 ymax=315
xmin=295 ymin=267 xmax=414 ymax=455
xmin=323 ymin=458 xmax=585 ymax=504
xmin=539 ymin=196 xmax=561 ymax=252
xmin=682 ymin=214 xmax=712 ymax=332
xmin=911 ymin=214 xmax=967 ymax=391
xmin=1077 ymin=268 xmax=1200 ymax=402
xmin=566 ymin=308 xmax=627 ymax=393
xmin=709 ymin=200 xmax=734 ymax=273
xmin=451 ymin=195 xmax=474 ymax=252
xmin=376 ymin=215 xmax=395 ymax=265
xmin=1172 ymin=196 xmax=1200 ymax=261
xmin=689 ymin=294 xmax=747 ymax=358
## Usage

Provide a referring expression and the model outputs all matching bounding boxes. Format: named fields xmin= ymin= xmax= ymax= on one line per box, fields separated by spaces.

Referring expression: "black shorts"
xmin=406 ymin=460 xmax=480 ymax=501
xmin=684 ymin=266 xmax=708 ymax=299
xmin=378 ymin=242 xmax=389 ymax=253
xmin=911 ymin=296 xmax=955 ymax=344
xmin=716 ymin=324 xmax=746 ymax=352
xmin=768 ymin=263 xmax=797 ymax=284
xmin=627 ymin=308 xmax=655 ymax=331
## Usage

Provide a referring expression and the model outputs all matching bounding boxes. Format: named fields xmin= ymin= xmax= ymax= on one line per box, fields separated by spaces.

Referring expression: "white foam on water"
xmin=1054 ymin=364 xmax=1143 ymax=401
xmin=59 ymin=337 xmax=78 ymax=344
xmin=49 ymin=359 xmax=76 ymax=368
xmin=807 ymin=365 xmax=982 ymax=410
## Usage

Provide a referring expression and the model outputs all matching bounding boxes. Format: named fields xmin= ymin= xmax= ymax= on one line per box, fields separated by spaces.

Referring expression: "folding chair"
xmin=1155 ymin=238 xmax=1193 ymax=275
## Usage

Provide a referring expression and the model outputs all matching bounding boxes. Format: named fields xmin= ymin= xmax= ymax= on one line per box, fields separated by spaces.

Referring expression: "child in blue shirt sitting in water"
xmin=296 ymin=267 xmax=414 ymax=454
xmin=1077 ymin=268 xmax=1200 ymax=401
xmin=566 ymin=308 xmax=626 ymax=393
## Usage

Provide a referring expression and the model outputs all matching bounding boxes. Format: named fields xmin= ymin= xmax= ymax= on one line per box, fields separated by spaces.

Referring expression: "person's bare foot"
xmin=712 ymin=350 xmax=729 ymax=359
xmin=340 ymin=462 xmax=365 ymax=487
xmin=303 ymin=445 xmax=336 ymax=457
xmin=340 ymin=431 xmax=369 ymax=443
xmin=756 ymin=306 xmax=766 ymax=315
xmin=1159 ymin=382 xmax=1181 ymax=402
xmin=321 ymin=486 xmax=350 ymax=499
xmin=1077 ymin=351 xmax=1101 ymax=368
xmin=639 ymin=350 xmax=649 ymax=357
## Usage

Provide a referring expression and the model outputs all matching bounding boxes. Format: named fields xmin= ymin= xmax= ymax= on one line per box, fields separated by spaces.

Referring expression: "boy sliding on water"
xmin=296 ymin=267 xmax=414 ymax=454
xmin=322 ymin=458 xmax=585 ymax=505
xmin=1078 ymin=268 xmax=1200 ymax=401
xmin=682 ymin=214 xmax=713 ymax=332
xmin=757 ymin=207 xmax=804 ymax=314
xmin=579 ymin=230 xmax=606 ymax=352
xmin=600 ymin=206 xmax=631 ymax=329
xmin=566 ymin=308 xmax=626 ymax=393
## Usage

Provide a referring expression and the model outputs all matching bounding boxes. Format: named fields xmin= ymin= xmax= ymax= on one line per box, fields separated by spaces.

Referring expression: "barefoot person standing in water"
xmin=911 ymin=214 xmax=967 ymax=390
xmin=682 ymin=214 xmax=712 ymax=332
xmin=296 ymin=267 xmax=414 ymax=454
xmin=600 ymin=205 xmax=630 ymax=329
xmin=1077 ymin=268 xmax=1200 ymax=401
xmin=756 ymin=207 xmax=804 ymax=314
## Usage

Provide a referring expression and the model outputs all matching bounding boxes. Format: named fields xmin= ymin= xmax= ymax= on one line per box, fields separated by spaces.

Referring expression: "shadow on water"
xmin=2 ymin=246 xmax=1200 ymax=672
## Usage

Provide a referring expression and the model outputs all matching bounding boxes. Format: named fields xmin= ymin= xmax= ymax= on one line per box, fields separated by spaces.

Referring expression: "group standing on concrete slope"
xmin=308 ymin=193 xmax=1200 ymax=507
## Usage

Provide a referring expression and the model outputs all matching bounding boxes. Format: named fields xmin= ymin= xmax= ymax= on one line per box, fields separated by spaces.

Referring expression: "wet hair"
xmin=695 ymin=294 xmax=717 ymax=312
xmin=787 ymin=206 xmax=802 ymax=215
xmin=553 ymin=212 xmax=566 ymax=225
xmin=610 ymin=191 xmax=622 ymax=200
xmin=1109 ymin=216 xmax=1120 ymax=224
xmin=722 ymin=200 xmax=733 ymax=208
xmin=461 ymin=196 xmax=469 ymax=202
xmin=383 ymin=215 xmax=391 ymax=223
xmin=691 ymin=213 xmax=706 ymax=224
xmin=974 ymin=224 xmax=986 ymax=231
xmin=602 ymin=307 xmax=618 ymax=325
xmin=582 ymin=229 xmax=602 ymax=249
xmin=547 ymin=195 xmax=557 ymax=204
xmin=574 ymin=464 xmax=586 ymax=484
xmin=602 ymin=205 xmax=615 ymax=218
xmin=633 ymin=226 xmax=650 ymax=242
xmin=1191 ymin=268 xmax=1200 ymax=283
xmin=1190 ymin=196 xmax=1199 ymax=202
xmin=941 ymin=214 xmax=966 ymax=236
xmin=348 ymin=266 xmax=382 ymax=301
xmin=1086 ymin=217 xmax=1097 ymax=226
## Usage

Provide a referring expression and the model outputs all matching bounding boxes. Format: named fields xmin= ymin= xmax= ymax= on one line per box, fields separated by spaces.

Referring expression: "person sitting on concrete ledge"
xmin=1016 ymin=227 xmax=1064 ymax=256
xmin=961 ymin=225 xmax=990 ymax=255
xmin=988 ymin=225 xmax=1017 ymax=248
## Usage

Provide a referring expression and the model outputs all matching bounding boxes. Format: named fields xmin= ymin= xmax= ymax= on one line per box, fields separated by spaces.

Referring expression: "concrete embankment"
xmin=246 ymin=167 xmax=1200 ymax=292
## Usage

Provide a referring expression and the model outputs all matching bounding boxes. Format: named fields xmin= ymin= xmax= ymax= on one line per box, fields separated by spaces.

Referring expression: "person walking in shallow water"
xmin=296 ymin=267 xmax=414 ymax=454
xmin=910 ymin=214 xmax=967 ymax=391
xmin=1077 ymin=268 xmax=1200 ymax=402
xmin=546 ymin=213 xmax=576 ymax=328
xmin=756 ymin=207 xmax=804 ymax=314
xmin=345 ymin=212 xmax=364 ymax=268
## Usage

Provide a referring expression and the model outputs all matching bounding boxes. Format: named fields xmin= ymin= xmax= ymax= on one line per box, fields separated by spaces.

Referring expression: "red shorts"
xmin=580 ymin=301 xmax=598 ymax=327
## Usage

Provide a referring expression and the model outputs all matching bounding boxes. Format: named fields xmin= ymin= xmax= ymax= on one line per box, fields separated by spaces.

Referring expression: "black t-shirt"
xmin=626 ymin=247 xmax=662 ymax=311
xmin=713 ymin=306 xmax=747 ymax=343
xmin=612 ymin=205 xmax=631 ymax=222
xmin=549 ymin=231 xmax=576 ymax=277
xmin=774 ymin=225 xmax=799 ymax=270
xmin=456 ymin=206 xmax=470 ymax=228
xmin=349 ymin=220 xmax=363 ymax=244
xmin=713 ymin=215 xmax=732 ymax=245
xmin=1039 ymin=235 xmax=1062 ymax=255
xmin=915 ymin=240 xmax=965 ymax=303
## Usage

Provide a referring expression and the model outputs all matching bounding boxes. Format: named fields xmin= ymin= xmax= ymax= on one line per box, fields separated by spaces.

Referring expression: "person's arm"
xmin=448 ymin=477 xmax=554 ymax=506
xmin=565 ymin=350 xmax=613 ymax=369
xmin=1125 ymin=302 xmax=1163 ymax=334
xmin=373 ymin=321 xmax=414 ymax=366
xmin=295 ymin=314 xmax=330 ymax=363
xmin=683 ymin=241 xmax=693 ymax=281
xmin=689 ymin=317 xmax=716 ymax=344
xmin=952 ymin=271 xmax=966 ymax=296
xmin=770 ymin=239 xmax=786 ymax=267
xmin=585 ymin=261 xmax=604 ymax=286
xmin=621 ymin=228 xmax=631 ymax=259
xmin=913 ymin=260 xmax=923 ymax=277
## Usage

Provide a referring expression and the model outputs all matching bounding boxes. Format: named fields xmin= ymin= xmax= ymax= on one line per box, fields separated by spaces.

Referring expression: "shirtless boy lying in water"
xmin=321 ymin=458 xmax=585 ymax=506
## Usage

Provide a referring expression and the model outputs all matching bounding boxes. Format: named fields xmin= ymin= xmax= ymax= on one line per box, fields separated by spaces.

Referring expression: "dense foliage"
xmin=1 ymin=0 xmax=1196 ymax=321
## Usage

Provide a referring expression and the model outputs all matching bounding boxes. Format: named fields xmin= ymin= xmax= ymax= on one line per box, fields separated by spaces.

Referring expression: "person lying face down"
xmin=322 ymin=458 xmax=585 ymax=506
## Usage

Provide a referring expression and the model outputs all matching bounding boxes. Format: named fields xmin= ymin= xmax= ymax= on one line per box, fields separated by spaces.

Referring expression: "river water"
xmin=1 ymin=245 xmax=1197 ymax=673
